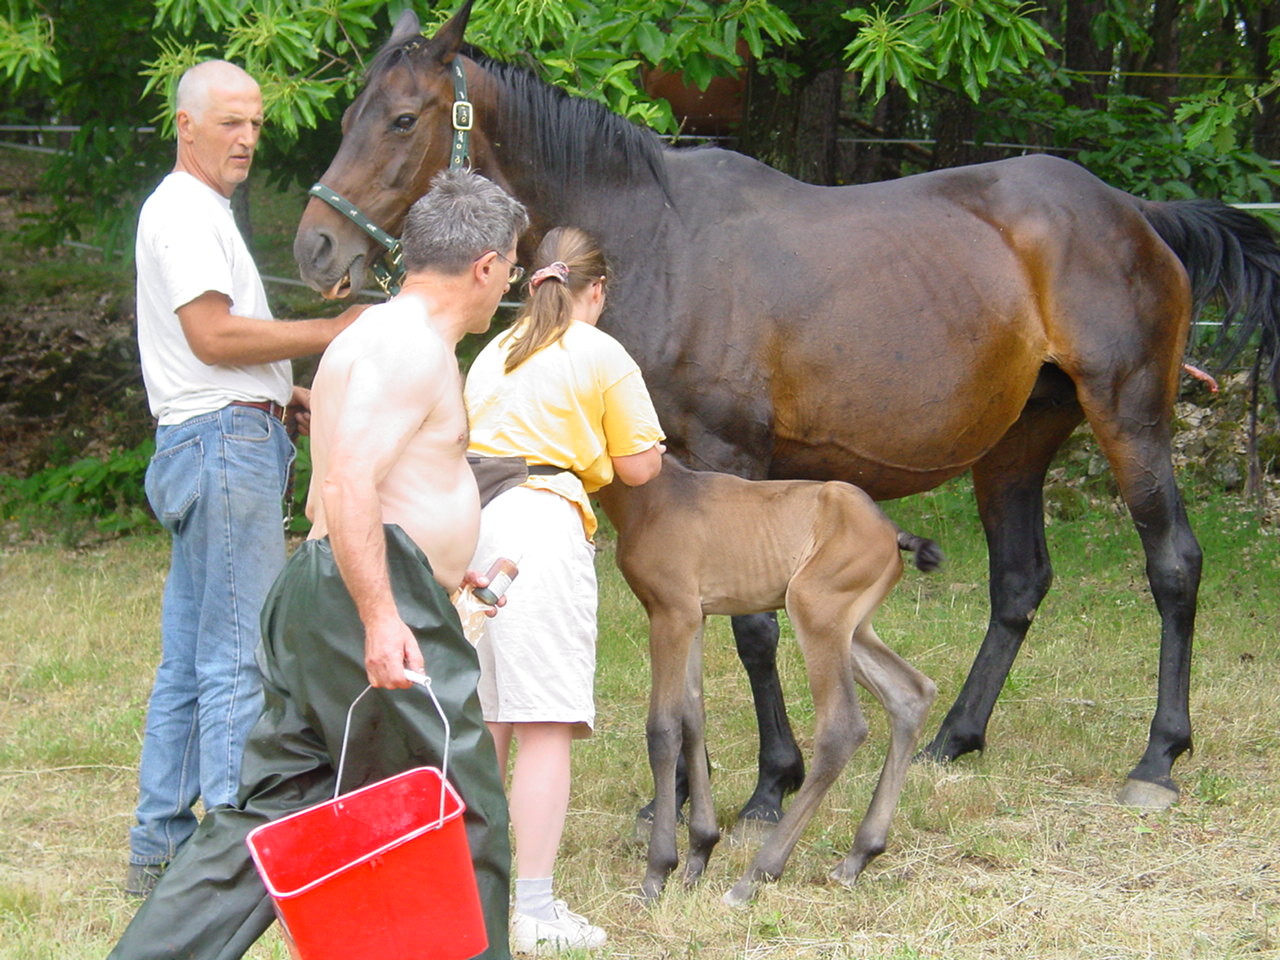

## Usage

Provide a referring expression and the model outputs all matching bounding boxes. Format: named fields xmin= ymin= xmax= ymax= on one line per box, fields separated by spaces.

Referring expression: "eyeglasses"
xmin=490 ymin=250 xmax=525 ymax=285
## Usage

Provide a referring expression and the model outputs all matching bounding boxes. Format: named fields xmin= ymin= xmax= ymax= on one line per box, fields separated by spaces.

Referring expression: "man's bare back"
xmin=307 ymin=293 xmax=480 ymax=592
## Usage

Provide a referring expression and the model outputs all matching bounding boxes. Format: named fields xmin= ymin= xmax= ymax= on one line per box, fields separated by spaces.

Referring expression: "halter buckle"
xmin=452 ymin=100 xmax=474 ymax=132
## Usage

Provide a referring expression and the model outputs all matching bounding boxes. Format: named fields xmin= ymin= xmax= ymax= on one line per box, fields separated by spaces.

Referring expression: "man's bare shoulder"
xmin=321 ymin=296 xmax=450 ymax=381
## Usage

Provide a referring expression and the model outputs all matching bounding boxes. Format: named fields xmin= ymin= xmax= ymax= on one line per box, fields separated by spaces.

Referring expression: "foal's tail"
xmin=1142 ymin=198 xmax=1280 ymax=406
xmin=896 ymin=529 xmax=944 ymax=573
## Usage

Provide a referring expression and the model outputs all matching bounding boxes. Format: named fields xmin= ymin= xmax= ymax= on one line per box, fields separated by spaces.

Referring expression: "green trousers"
xmin=109 ymin=526 xmax=511 ymax=960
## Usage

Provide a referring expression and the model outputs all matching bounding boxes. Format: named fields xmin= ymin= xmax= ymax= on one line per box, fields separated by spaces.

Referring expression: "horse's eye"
xmin=393 ymin=114 xmax=416 ymax=132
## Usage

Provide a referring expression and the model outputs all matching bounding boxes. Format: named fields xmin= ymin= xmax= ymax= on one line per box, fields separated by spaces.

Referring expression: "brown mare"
xmin=595 ymin=456 xmax=940 ymax=904
xmin=294 ymin=5 xmax=1280 ymax=820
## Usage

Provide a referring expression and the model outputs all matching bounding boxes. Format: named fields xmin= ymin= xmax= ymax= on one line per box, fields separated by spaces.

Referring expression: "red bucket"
xmin=247 ymin=765 xmax=486 ymax=960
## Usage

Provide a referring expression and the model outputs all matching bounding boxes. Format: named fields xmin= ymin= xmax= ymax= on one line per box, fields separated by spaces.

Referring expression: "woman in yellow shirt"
xmin=464 ymin=226 xmax=665 ymax=952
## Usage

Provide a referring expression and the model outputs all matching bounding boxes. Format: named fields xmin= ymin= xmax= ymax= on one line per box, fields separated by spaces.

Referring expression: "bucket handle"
xmin=334 ymin=670 xmax=452 ymax=825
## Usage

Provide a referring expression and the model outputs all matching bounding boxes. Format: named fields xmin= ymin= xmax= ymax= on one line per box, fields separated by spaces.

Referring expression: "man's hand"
xmin=288 ymin=385 xmax=313 ymax=437
xmin=363 ymin=614 xmax=425 ymax=688
xmin=461 ymin=568 xmax=506 ymax=617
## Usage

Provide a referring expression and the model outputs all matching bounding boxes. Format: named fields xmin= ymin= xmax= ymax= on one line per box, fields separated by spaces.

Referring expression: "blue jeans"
xmin=129 ymin=404 xmax=294 ymax=866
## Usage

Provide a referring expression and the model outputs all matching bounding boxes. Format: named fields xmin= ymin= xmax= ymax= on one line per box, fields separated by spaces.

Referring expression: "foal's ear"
xmin=425 ymin=0 xmax=475 ymax=62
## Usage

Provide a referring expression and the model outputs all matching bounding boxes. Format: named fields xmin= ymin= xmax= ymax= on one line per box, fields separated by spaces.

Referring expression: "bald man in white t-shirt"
xmin=126 ymin=60 xmax=363 ymax=897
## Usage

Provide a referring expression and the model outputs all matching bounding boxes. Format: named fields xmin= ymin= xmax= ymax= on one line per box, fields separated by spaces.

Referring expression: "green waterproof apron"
xmin=109 ymin=526 xmax=512 ymax=960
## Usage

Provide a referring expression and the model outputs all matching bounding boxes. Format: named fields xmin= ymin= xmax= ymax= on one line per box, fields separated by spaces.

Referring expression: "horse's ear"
xmin=388 ymin=8 xmax=421 ymax=45
xmin=426 ymin=0 xmax=474 ymax=61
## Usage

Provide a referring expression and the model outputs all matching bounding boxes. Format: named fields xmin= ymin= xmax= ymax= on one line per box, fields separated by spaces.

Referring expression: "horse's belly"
xmin=768 ymin=333 xmax=1042 ymax=497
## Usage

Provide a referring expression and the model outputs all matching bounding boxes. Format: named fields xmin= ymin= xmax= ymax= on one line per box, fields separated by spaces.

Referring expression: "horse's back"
xmin=623 ymin=151 xmax=1187 ymax=492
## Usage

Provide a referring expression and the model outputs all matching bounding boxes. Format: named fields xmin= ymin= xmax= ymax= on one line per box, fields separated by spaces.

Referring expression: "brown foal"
xmin=596 ymin=456 xmax=941 ymax=905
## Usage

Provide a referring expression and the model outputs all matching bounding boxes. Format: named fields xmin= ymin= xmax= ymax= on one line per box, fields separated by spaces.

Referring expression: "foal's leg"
xmin=680 ymin=628 xmax=720 ymax=886
xmin=831 ymin=622 xmax=936 ymax=886
xmin=643 ymin=613 xmax=790 ymax=840
xmin=920 ymin=394 xmax=1082 ymax=763
xmin=642 ymin=604 xmax=703 ymax=900
xmin=729 ymin=612 xmax=805 ymax=836
xmin=724 ymin=596 xmax=867 ymax=907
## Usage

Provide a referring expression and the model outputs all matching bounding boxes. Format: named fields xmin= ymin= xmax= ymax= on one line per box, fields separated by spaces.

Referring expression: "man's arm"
xmin=177 ymin=292 xmax=366 ymax=365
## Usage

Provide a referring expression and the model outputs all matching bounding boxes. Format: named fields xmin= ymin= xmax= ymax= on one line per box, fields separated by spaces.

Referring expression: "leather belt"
xmin=228 ymin=399 xmax=287 ymax=422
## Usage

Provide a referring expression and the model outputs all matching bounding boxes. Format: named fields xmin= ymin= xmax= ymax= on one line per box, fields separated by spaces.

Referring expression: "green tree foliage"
xmin=0 ymin=2 xmax=60 ymax=86
xmin=2 ymin=0 xmax=1278 ymax=248
xmin=843 ymin=0 xmax=1053 ymax=102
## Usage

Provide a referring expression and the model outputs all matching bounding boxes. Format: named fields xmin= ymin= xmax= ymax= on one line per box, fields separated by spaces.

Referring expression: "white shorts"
xmin=470 ymin=485 xmax=598 ymax=737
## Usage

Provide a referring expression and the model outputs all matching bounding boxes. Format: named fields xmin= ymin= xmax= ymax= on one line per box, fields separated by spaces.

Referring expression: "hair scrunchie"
xmin=529 ymin=261 xmax=570 ymax=290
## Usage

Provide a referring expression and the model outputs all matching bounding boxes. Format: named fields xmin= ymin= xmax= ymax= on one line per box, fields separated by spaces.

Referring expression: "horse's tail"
xmin=1141 ymin=198 xmax=1280 ymax=405
xmin=896 ymin=529 xmax=944 ymax=573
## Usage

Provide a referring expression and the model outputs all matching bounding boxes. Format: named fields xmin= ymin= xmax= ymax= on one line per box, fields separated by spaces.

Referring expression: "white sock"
xmin=515 ymin=876 xmax=556 ymax=921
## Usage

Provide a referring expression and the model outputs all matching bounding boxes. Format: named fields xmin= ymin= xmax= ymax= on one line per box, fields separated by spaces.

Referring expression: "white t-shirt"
xmin=135 ymin=172 xmax=292 ymax=425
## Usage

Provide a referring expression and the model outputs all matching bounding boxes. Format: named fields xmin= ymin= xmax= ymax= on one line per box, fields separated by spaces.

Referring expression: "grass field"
xmin=1 ymin=476 xmax=1277 ymax=960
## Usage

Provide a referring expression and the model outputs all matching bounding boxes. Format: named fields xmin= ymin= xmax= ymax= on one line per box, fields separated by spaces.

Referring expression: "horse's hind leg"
xmin=1075 ymin=382 xmax=1200 ymax=807
xmin=831 ymin=622 xmax=936 ymax=886
xmin=729 ymin=612 xmax=805 ymax=839
xmin=920 ymin=386 xmax=1083 ymax=763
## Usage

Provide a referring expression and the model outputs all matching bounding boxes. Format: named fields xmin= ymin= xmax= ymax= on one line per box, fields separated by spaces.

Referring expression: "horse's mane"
xmin=468 ymin=51 xmax=670 ymax=194
xmin=364 ymin=36 xmax=671 ymax=196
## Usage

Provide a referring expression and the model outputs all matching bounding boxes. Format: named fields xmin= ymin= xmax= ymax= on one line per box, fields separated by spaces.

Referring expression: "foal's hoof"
xmin=722 ymin=879 xmax=755 ymax=908
xmin=630 ymin=813 xmax=653 ymax=846
xmin=828 ymin=859 xmax=866 ymax=890
xmin=728 ymin=816 xmax=777 ymax=848
xmin=1117 ymin=777 xmax=1179 ymax=810
xmin=640 ymin=875 xmax=666 ymax=903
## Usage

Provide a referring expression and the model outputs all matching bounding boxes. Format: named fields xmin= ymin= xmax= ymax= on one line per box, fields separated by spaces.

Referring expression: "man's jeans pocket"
xmin=145 ymin=435 xmax=202 ymax=535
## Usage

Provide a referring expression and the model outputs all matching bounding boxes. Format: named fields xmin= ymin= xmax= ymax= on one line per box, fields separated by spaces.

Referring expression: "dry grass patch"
xmin=1 ymin=484 xmax=1278 ymax=959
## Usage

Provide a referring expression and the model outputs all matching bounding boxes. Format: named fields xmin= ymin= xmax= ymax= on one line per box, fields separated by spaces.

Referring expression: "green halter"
xmin=307 ymin=59 xmax=473 ymax=297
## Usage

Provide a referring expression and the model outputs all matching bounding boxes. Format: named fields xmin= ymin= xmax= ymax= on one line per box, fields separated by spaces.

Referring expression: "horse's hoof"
xmin=722 ymin=880 xmax=755 ymax=908
xmin=1117 ymin=777 xmax=1179 ymax=810
xmin=728 ymin=816 xmax=776 ymax=848
xmin=915 ymin=730 xmax=983 ymax=765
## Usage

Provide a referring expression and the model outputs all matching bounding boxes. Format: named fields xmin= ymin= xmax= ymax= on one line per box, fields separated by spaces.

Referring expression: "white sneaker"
xmin=511 ymin=900 xmax=608 ymax=953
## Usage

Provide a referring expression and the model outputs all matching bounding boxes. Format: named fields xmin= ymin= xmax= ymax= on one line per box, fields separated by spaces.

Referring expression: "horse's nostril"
xmin=294 ymin=226 xmax=334 ymax=275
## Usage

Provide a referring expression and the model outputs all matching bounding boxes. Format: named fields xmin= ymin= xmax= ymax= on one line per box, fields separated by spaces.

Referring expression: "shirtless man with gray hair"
xmin=110 ymin=169 xmax=529 ymax=960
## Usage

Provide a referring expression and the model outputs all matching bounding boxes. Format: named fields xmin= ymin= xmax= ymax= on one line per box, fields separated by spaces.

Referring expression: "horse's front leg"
xmin=642 ymin=606 xmax=702 ymax=901
xmin=730 ymin=612 xmax=805 ymax=839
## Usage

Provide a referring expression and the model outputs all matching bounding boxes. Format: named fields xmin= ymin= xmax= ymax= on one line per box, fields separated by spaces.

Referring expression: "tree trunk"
xmin=1244 ymin=1 xmax=1280 ymax=161
xmin=845 ymin=83 xmax=916 ymax=183
xmin=232 ymin=181 xmax=253 ymax=248
xmin=930 ymin=92 xmax=994 ymax=170
xmin=1061 ymin=0 xmax=1113 ymax=111
xmin=1123 ymin=0 xmax=1183 ymax=104
xmin=738 ymin=67 xmax=843 ymax=185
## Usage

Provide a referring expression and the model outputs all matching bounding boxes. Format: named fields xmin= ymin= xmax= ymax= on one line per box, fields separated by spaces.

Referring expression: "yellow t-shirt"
xmin=464 ymin=320 xmax=665 ymax=539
